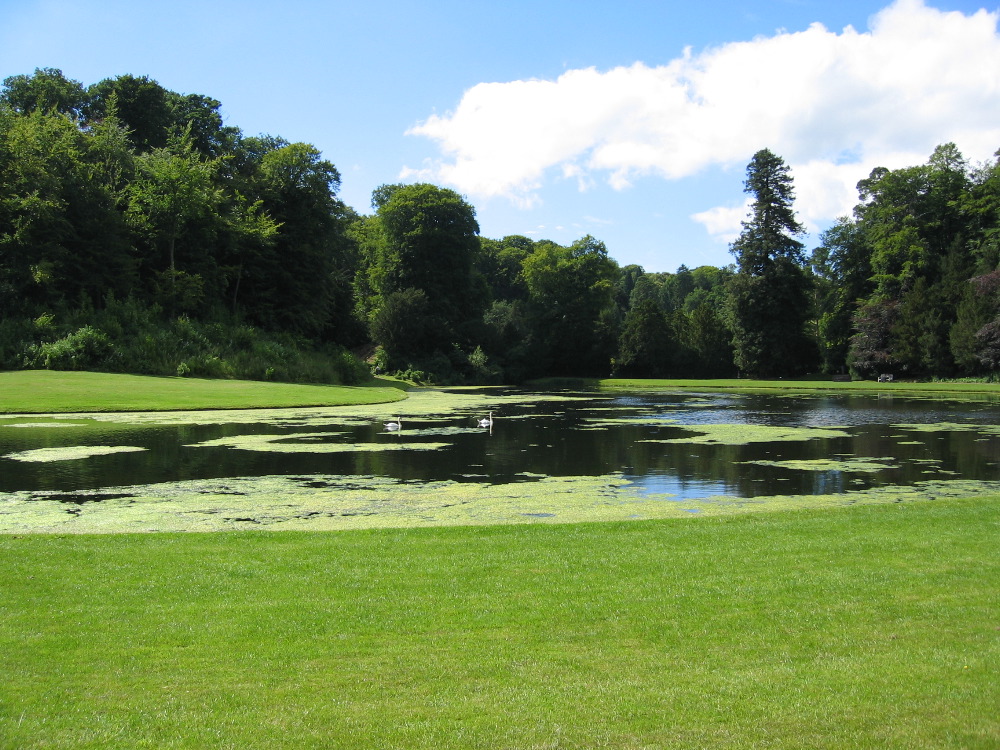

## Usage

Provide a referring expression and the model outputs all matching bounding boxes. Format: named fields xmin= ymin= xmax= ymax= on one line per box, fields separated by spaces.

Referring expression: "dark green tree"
xmin=365 ymin=183 xmax=483 ymax=360
xmin=0 ymin=108 xmax=135 ymax=312
xmin=166 ymin=92 xmax=239 ymax=158
xmin=731 ymin=149 xmax=806 ymax=274
xmin=476 ymin=235 xmax=533 ymax=303
xmin=84 ymin=75 xmax=173 ymax=153
xmin=613 ymin=297 xmax=670 ymax=377
xmin=1 ymin=68 xmax=86 ymax=117
xmin=628 ymin=273 xmax=664 ymax=310
xmin=686 ymin=303 xmax=734 ymax=377
xmin=813 ymin=218 xmax=872 ymax=374
xmin=962 ymin=152 xmax=1000 ymax=274
xmin=249 ymin=140 xmax=353 ymax=337
xmin=728 ymin=149 xmax=816 ymax=376
xmin=847 ymin=144 xmax=977 ymax=376
xmin=126 ymin=135 xmax=222 ymax=313
xmin=370 ymin=287 xmax=434 ymax=361
xmin=522 ymin=235 xmax=618 ymax=375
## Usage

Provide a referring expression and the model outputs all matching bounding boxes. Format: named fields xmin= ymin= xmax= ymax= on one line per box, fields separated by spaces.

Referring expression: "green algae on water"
xmin=737 ymin=457 xmax=897 ymax=472
xmin=4 ymin=445 xmax=148 ymax=462
xmin=187 ymin=433 xmax=453 ymax=453
xmin=640 ymin=423 xmax=853 ymax=445
xmin=4 ymin=471 xmax=1000 ymax=534
xmin=892 ymin=422 xmax=1000 ymax=435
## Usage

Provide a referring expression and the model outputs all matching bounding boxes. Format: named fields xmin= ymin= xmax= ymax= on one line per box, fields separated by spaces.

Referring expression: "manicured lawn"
xmin=1 ymin=499 xmax=997 ymax=748
xmin=0 ymin=370 xmax=405 ymax=413
xmin=598 ymin=377 xmax=1000 ymax=396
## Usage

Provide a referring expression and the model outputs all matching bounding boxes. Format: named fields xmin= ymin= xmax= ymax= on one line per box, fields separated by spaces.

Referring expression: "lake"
xmin=2 ymin=387 xmax=999 ymax=532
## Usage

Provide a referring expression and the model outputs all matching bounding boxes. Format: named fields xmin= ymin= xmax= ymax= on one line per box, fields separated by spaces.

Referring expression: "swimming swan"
xmin=478 ymin=412 xmax=493 ymax=428
xmin=384 ymin=417 xmax=402 ymax=431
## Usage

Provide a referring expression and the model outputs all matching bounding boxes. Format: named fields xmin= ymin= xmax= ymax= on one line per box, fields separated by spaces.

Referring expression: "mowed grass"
xmin=2 ymin=499 xmax=998 ymax=749
xmin=599 ymin=377 xmax=1000 ymax=396
xmin=0 ymin=370 xmax=405 ymax=413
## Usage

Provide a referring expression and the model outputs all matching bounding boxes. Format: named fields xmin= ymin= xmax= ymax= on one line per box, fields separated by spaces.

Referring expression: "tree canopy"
xmin=2 ymin=68 xmax=999 ymax=384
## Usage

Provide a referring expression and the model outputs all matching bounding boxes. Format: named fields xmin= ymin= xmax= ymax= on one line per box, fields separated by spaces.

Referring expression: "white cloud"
xmin=405 ymin=0 xmax=1000 ymax=241
xmin=690 ymin=201 xmax=752 ymax=246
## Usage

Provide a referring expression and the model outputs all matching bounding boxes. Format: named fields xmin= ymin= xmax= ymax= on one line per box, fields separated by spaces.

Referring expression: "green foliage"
xmin=728 ymin=262 xmax=818 ymax=377
xmin=0 ymin=70 xmax=368 ymax=384
xmin=1 ymin=67 xmax=87 ymax=117
xmin=522 ymin=235 xmax=619 ymax=376
xmin=8 ymin=299 xmax=368 ymax=384
xmin=2 ymin=68 xmax=1000 ymax=384
xmin=729 ymin=150 xmax=814 ymax=377
xmin=832 ymin=144 xmax=1000 ymax=379
xmin=0 ymin=316 xmax=35 ymax=369
xmin=83 ymin=74 xmax=174 ymax=153
xmin=24 ymin=324 xmax=112 ymax=370
xmin=369 ymin=183 xmax=482 ymax=341
xmin=613 ymin=297 xmax=671 ymax=377
xmin=685 ymin=303 xmax=735 ymax=377
xmin=730 ymin=148 xmax=805 ymax=274
xmin=371 ymin=287 xmax=434 ymax=364
xmin=467 ymin=344 xmax=502 ymax=383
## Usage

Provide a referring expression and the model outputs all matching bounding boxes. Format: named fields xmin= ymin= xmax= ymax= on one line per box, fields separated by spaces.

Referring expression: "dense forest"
xmin=2 ymin=68 xmax=999 ymax=384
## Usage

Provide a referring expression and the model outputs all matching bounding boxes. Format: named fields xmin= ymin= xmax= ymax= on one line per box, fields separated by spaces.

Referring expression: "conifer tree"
xmin=728 ymin=149 xmax=817 ymax=376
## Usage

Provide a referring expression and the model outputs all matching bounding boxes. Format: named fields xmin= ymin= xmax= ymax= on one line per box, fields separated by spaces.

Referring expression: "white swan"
xmin=384 ymin=417 xmax=402 ymax=431
xmin=478 ymin=412 xmax=493 ymax=428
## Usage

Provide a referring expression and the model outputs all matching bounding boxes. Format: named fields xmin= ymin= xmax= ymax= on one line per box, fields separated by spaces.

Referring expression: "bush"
xmin=25 ymin=325 xmax=113 ymax=370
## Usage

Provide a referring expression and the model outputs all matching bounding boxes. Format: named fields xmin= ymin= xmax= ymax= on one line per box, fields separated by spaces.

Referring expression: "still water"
xmin=2 ymin=388 xmax=1000 ymax=502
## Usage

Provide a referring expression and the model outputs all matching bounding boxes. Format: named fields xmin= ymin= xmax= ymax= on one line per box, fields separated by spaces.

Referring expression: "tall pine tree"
xmin=728 ymin=149 xmax=817 ymax=376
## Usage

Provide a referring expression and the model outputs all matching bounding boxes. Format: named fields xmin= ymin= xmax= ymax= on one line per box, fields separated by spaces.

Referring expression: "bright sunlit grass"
xmin=1 ymin=499 xmax=997 ymax=748
xmin=0 ymin=370 xmax=405 ymax=413
xmin=598 ymin=377 xmax=1000 ymax=396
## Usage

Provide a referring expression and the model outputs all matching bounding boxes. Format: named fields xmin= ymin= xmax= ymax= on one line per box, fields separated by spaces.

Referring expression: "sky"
xmin=3 ymin=0 xmax=1000 ymax=272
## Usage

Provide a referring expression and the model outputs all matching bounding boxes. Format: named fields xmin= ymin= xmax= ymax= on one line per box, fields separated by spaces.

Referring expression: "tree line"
xmin=2 ymin=68 xmax=998 ymax=383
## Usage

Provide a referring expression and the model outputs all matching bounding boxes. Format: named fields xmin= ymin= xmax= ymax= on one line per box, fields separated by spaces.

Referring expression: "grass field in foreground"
xmin=0 ymin=370 xmax=406 ymax=413
xmin=1 ymin=499 xmax=997 ymax=749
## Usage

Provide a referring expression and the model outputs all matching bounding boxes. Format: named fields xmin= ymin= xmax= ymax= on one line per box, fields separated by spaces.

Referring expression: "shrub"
xmin=26 ymin=326 xmax=113 ymax=371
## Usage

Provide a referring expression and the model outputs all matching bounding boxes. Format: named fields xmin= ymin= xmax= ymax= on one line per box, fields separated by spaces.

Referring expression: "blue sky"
xmin=3 ymin=0 xmax=999 ymax=272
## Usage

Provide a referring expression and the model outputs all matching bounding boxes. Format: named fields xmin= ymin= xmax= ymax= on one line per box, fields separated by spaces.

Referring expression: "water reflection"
xmin=2 ymin=389 xmax=999 ymax=501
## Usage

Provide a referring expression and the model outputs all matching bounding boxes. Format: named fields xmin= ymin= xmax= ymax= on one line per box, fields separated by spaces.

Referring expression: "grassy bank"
xmin=5 ymin=371 xmax=999 ymax=415
xmin=1 ymin=498 xmax=997 ymax=749
xmin=597 ymin=377 xmax=1000 ymax=396
xmin=0 ymin=370 xmax=406 ymax=413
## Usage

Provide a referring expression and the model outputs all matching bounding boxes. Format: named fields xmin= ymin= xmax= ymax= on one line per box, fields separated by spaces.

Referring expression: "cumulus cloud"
xmin=405 ymin=0 xmax=1000 ymax=240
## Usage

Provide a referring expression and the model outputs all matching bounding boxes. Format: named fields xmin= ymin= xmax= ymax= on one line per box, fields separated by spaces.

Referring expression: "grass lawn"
xmin=0 ymin=370 xmax=406 ymax=413
xmin=598 ymin=377 xmax=1000 ymax=396
xmin=1 ymin=499 xmax=998 ymax=749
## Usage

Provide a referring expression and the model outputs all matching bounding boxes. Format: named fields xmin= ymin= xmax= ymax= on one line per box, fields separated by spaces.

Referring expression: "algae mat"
xmin=3 ymin=470 xmax=1000 ymax=533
